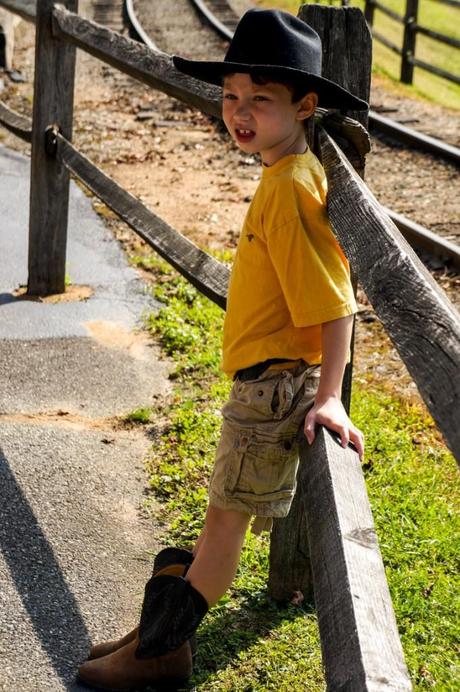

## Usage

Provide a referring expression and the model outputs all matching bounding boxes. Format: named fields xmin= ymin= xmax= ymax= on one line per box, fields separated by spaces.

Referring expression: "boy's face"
xmin=222 ymin=73 xmax=317 ymax=166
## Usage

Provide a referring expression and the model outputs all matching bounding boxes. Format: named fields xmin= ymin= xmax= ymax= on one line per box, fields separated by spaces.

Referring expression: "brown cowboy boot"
xmin=87 ymin=547 xmax=194 ymax=660
xmin=79 ymin=634 xmax=193 ymax=692
xmin=78 ymin=575 xmax=208 ymax=691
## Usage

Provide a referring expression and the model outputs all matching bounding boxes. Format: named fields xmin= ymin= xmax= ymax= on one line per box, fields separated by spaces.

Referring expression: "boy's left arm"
xmin=304 ymin=314 xmax=365 ymax=459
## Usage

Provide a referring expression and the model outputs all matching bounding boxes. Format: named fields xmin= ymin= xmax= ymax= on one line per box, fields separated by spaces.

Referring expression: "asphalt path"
xmin=0 ymin=145 xmax=170 ymax=690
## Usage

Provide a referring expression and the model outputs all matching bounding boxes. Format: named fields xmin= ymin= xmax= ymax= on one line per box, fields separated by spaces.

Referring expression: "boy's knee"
xmin=205 ymin=505 xmax=251 ymax=536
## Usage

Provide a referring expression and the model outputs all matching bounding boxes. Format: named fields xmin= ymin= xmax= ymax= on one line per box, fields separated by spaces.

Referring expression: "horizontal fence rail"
xmin=0 ymin=3 xmax=458 ymax=688
xmin=0 ymin=100 xmax=31 ymax=140
xmin=318 ymin=126 xmax=460 ymax=462
xmin=53 ymin=127 xmax=229 ymax=307
xmin=364 ymin=0 xmax=460 ymax=85
xmin=299 ymin=430 xmax=411 ymax=690
xmin=51 ymin=5 xmax=221 ymax=118
xmin=0 ymin=0 xmax=35 ymax=21
xmin=0 ymin=0 xmax=458 ymax=459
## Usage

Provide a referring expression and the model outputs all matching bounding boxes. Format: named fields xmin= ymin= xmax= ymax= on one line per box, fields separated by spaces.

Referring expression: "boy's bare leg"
xmin=192 ymin=525 xmax=207 ymax=556
xmin=187 ymin=505 xmax=251 ymax=607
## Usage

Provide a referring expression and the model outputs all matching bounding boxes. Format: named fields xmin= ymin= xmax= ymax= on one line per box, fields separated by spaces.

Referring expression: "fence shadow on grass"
xmin=191 ymin=591 xmax=317 ymax=688
xmin=0 ymin=445 xmax=91 ymax=688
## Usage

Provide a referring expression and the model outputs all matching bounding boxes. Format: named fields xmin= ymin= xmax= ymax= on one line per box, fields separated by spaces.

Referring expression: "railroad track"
xmin=87 ymin=0 xmax=459 ymax=269
xmin=129 ymin=0 xmax=459 ymax=269
xmin=188 ymin=0 xmax=460 ymax=166
xmin=92 ymin=0 xmax=124 ymax=33
xmin=125 ymin=0 xmax=161 ymax=52
xmin=189 ymin=0 xmax=237 ymax=40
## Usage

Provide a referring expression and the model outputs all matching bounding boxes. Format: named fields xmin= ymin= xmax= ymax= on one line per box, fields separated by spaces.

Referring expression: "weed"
xmin=124 ymin=407 xmax=153 ymax=424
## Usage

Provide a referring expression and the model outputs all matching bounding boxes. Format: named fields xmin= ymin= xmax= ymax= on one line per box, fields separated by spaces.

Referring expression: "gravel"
xmin=132 ymin=0 xmax=228 ymax=60
xmin=132 ymin=0 xmax=460 ymax=247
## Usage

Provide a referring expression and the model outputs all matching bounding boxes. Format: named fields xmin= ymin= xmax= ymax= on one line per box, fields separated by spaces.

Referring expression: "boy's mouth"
xmin=235 ymin=128 xmax=255 ymax=143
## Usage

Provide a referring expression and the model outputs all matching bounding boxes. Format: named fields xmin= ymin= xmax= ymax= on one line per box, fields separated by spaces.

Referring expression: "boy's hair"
xmin=250 ymin=73 xmax=311 ymax=103
xmin=223 ymin=72 xmax=313 ymax=103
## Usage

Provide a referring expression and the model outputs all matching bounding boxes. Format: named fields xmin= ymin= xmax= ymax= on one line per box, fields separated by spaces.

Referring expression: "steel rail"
xmin=168 ymin=0 xmax=460 ymax=266
xmin=0 ymin=0 xmax=457 ymax=269
xmin=189 ymin=0 xmax=235 ymax=41
xmin=369 ymin=110 xmax=460 ymax=166
xmin=124 ymin=0 xmax=163 ymax=53
xmin=384 ymin=208 xmax=460 ymax=270
xmin=186 ymin=0 xmax=460 ymax=167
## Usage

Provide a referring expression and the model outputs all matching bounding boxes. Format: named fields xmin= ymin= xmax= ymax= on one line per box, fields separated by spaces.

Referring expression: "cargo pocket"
xmin=235 ymin=376 xmax=280 ymax=418
xmin=225 ymin=429 xmax=299 ymax=503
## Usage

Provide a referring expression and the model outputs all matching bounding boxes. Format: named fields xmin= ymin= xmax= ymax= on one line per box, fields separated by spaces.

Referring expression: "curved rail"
xmin=189 ymin=0 xmax=237 ymax=41
xmin=173 ymin=0 xmax=460 ymax=266
xmin=369 ymin=111 xmax=460 ymax=166
xmin=125 ymin=0 xmax=163 ymax=53
xmin=188 ymin=0 xmax=460 ymax=167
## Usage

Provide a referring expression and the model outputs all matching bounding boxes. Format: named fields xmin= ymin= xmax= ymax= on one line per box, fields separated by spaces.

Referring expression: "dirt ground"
xmin=1 ymin=12 xmax=459 ymax=411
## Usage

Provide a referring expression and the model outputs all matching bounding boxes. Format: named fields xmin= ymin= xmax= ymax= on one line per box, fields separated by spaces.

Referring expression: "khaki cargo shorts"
xmin=208 ymin=361 xmax=320 ymax=534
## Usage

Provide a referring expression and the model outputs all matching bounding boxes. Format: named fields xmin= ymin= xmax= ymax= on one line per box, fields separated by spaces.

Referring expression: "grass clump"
xmin=144 ymin=257 xmax=459 ymax=690
xmin=124 ymin=407 xmax=153 ymax=424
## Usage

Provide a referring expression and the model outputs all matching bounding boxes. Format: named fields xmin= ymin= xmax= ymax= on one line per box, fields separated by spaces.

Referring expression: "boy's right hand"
xmin=304 ymin=395 xmax=364 ymax=460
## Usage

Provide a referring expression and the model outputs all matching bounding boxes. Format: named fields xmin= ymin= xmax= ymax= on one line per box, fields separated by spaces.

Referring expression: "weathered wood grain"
xmin=268 ymin=5 xmax=372 ymax=604
xmin=301 ymin=428 xmax=412 ymax=690
xmin=54 ymin=131 xmax=229 ymax=307
xmin=299 ymin=5 xmax=371 ymax=130
xmin=319 ymin=126 xmax=460 ymax=462
xmin=28 ymin=0 xmax=78 ymax=295
xmin=51 ymin=4 xmax=221 ymax=119
xmin=267 ymin=478 xmax=312 ymax=602
xmin=0 ymin=99 xmax=31 ymax=141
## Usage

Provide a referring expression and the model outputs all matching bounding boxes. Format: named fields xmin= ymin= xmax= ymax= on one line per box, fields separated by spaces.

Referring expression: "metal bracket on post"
xmin=44 ymin=124 xmax=59 ymax=157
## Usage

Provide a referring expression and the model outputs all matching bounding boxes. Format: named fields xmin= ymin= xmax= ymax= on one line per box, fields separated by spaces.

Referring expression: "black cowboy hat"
xmin=173 ymin=8 xmax=368 ymax=111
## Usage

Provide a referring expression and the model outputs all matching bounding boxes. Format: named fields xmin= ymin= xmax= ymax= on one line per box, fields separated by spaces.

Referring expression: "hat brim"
xmin=173 ymin=56 xmax=368 ymax=111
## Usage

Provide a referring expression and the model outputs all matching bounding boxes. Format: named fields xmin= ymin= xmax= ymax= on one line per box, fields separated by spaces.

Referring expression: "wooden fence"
xmin=364 ymin=0 xmax=460 ymax=85
xmin=1 ymin=0 xmax=459 ymax=688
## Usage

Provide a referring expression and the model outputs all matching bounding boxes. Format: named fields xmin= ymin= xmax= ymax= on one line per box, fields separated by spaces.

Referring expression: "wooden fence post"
xmin=268 ymin=5 xmax=371 ymax=602
xmin=363 ymin=0 xmax=375 ymax=28
xmin=27 ymin=0 xmax=78 ymax=296
xmin=401 ymin=0 xmax=419 ymax=84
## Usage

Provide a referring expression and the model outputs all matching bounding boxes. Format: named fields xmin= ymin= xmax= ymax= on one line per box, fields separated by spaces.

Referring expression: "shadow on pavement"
xmin=0 ymin=445 xmax=92 ymax=688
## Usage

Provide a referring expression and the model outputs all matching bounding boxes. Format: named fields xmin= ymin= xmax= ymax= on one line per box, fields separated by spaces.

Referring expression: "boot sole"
xmin=87 ymin=635 xmax=197 ymax=662
xmin=77 ymin=673 xmax=190 ymax=692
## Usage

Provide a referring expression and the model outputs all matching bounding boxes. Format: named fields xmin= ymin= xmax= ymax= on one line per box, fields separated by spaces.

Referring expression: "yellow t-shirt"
xmin=221 ymin=149 xmax=357 ymax=377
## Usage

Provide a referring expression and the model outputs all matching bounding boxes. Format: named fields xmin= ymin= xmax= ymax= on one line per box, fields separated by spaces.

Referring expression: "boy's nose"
xmin=234 ymin=105 xmax=251 ymax=120
xmin=233 ymin=100 xmax=251 ymax=118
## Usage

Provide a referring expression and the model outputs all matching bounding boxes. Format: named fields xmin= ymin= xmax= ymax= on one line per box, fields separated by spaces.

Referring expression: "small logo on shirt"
xmin=246 ymin=234 xmax=255 ymax=242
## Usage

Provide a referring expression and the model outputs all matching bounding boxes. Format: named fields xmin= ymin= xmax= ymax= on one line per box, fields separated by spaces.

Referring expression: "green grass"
xmin=141 ymin=256 xmax=459 ymax=690
xmin=124 ymin=407 xmax=153 ymax=424
xmin=255 ymin=0 xmax=460 ymax=109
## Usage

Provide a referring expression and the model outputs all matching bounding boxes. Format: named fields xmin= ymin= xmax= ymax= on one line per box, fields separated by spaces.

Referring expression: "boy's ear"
xmin=296 ymin=92 xmax=318 ymax=121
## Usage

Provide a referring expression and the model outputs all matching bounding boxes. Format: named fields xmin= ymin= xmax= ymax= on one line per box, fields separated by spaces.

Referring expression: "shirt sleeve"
xmin=266 ymin=194 xmax=357 ymax=328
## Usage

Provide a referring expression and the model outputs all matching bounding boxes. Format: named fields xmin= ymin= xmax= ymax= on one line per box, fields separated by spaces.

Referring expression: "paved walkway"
xmin=0 ymin=145 xmax=170 ymax=690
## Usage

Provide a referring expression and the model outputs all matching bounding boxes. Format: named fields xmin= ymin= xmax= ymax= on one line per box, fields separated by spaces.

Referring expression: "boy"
xmin=78 ymin=8 xmax=366 ymax=690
